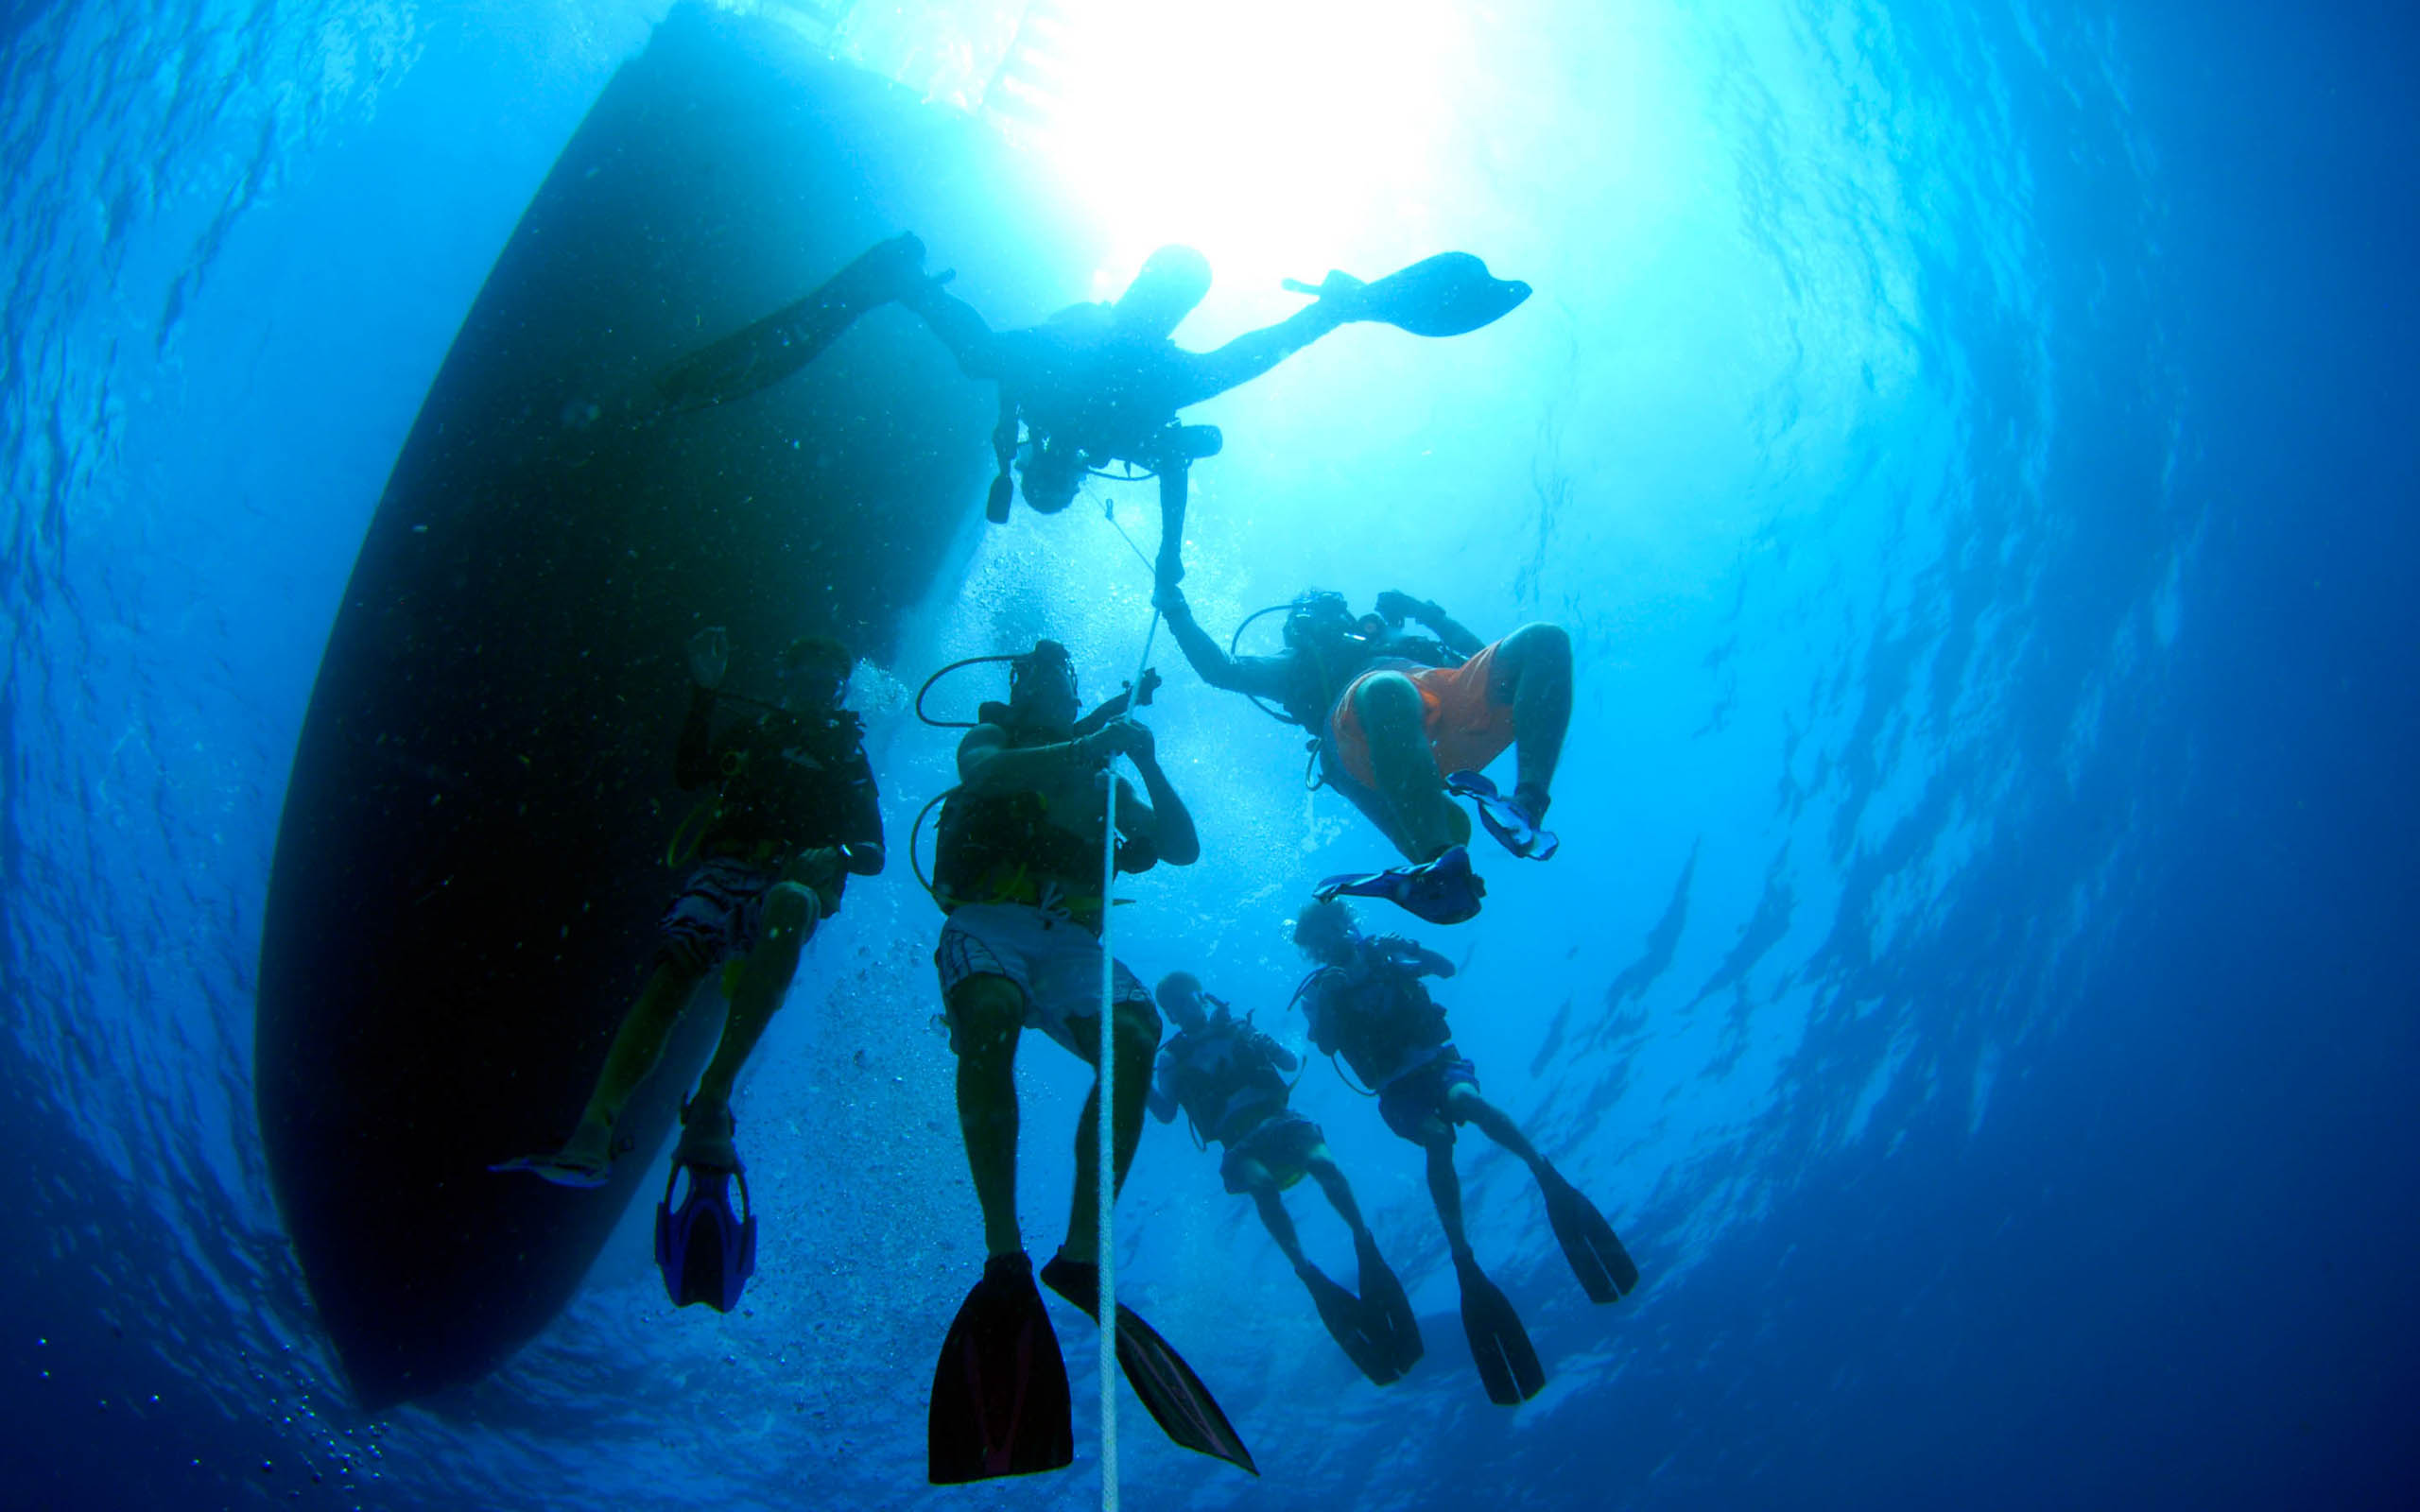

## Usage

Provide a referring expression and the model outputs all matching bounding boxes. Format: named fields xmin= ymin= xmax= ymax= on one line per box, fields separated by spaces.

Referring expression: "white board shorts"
xmin=935 ymin=902 xmax=1156 ymax=1057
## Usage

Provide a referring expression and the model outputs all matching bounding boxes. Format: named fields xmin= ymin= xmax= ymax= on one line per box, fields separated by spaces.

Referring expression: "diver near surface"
xmin=1155 ymin=579 xmax=1572 ymax=923
xmin=493 ymin=630 xmax=882 ymax=1311
xmin=1291 ymin=897 xmax=1639 ymax=1405
xmin=1146 ymin=971 xmax=1423 ymax=1385
xmin=922 ymin=640 xmax=1255 ymax=1483
xmin=652 ymin=233 xmax=1530 ymax=581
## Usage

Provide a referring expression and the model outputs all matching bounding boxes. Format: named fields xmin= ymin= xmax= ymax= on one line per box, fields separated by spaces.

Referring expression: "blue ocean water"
xmin=3 ymin=0 xmax=2413 ymax=1508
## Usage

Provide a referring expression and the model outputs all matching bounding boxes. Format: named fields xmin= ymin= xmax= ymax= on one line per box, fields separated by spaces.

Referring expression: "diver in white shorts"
xmin=929 ymin=638 xmax=1198 ymax=1259
xmin=925 ymin=639 xmax=1263 ymax=1482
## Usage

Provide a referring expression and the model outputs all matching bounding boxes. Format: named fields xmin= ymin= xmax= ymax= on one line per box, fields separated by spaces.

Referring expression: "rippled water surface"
xmin=4 ymin=2 xmax=2413 ymax=1508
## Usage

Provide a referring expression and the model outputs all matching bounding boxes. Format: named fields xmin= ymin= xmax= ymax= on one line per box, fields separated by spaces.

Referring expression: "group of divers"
xmin=493 ymin=233 xmax=1639 ymax=1482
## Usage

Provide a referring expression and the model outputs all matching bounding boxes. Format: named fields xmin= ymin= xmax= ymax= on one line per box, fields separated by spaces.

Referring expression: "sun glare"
xmin=990 ymin=0 xmax=1478 ymax=310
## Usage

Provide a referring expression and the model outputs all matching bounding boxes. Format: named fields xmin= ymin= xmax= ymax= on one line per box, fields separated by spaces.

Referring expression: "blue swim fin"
xmin=1314 ymin=845 xmax=1486 ymax=925
xmin=1445 ymin=770 xmax=1559 ymax=861
xmin=652 ymin=1159 xmax=757 ymax=1313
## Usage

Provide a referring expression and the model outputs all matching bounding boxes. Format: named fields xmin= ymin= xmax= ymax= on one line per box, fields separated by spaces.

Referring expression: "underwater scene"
xmin=4 ymin=0 xmax=2414 ymax=1507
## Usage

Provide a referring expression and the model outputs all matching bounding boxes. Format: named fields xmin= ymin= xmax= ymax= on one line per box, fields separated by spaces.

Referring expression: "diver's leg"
xmin=1243 ymin=1166 xmax=1310 ymax=1270
xmin=1355 ymin=672 xmax=1472 ymax=861
xmin=1175 ymin=301 xmax=1351 ymax=406
xmin=1306 ymin=1149 xmax=1375 ymax=1245
xmin=653 ymin=234 xmax=928 ymax=412
xmin=687 ymin=883 xmax=821 ymax=1120
xmin=1493 ymin=623 xmax=1573 ymax=813
xmin=561 ymin=959 xmax=708 ymax=1163
xmin=1446 ymin=1085 xmax=1551 ymax=1183
xmin=949 ymin=974 xmax=1028 ymax=1258
xmin=1421 ymin=1132 xmax=1475 ymax=1259
xmin=1327 ymin=773 xmax=1423 ymax=860
xmin=1062 ymin=998 xmax=1162 ymax=1259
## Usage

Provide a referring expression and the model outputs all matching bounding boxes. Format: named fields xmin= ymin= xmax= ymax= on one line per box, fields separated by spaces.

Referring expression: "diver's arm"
xmin=1422 ymin=603 xmax=1485 ymax=657
xmin=1174 ymin=301 xmax=1352 ymax=407
xmin=1409 ymin=598 xmax=1484 ymax=656
xmin=838 ymin=749 xmax=886 ymax=875
xmin=1157 ymin=586 xmax=1295 ymax=700
xmin=1148 ymin=1061 xmax=1181 ymax=1123
xmin=1072 ymin=668 xmax=1164 ymax=738
xmin=1375 ymin=591 xmax=1481 ymax=656
xmin=1260 ymin=1034 xmax=1303 ymax=1074
xmin=1120 ymin=747 xmax=1201 ymax=867
xmin=956 ymin=723 xmax=1111 ymax=793
xmin=1372 ymin=934 xmax=1455 ymax=979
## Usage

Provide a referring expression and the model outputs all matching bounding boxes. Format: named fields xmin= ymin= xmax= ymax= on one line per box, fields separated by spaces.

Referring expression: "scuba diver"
xmin=1291 ymin=897 xmax=1639 ymax=1406
xmin=652 ymin=233 xmax=1531 ymax=582
xmin=922 ymin=640 xmax=1255 ymax=1484
xmin=493 ymin=630 xmax=883 ymax=1313
xmin=1147 ymin=971 xmax=1424 ymax=1385
xmin=1156 ymin=581 xmax=1572 ymax=923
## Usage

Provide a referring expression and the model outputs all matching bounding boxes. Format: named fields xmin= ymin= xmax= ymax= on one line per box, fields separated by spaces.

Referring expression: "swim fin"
xmin=1314 ymin=845 xmax=1486 ymax=925
xmin=1453 ymin=1250 xmax=1545 ymax=1406
xmin=1445 ymin=770 xmax=1559 ymax=861
xmin=928 ymin=1251 xmax=1075 ymax=1484
xmin=652 ymin=1105 xmax=757 ymax=1313
xmin=1285 ymin=252 xmax=1530 ymax=338
xmin=1355 ymin=1230 xmax=1425 ymax=1377
xmin=655 ymin=232 xmax=928 ymax=413
xmin=1298 ymin=1263 xmax=1405 ymax=1386
xmin=1543 ymin=1171 xmax=1640 ymax=1303
xmin=487 ymin=1149 xmax=610 ymax=1189
xmin=1039 ymin=1255 xmax=1258 ymax=1476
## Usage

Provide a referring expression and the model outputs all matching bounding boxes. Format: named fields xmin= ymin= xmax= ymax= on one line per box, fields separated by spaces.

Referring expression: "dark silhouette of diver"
xmin=1146 ymin=971 xmax=1423 ymax=1384
xmin=1291 ymin=897 xmax=1639 ymax=1405
xmin=1157 ymin=581 xmax=1572 ymax=923
xmin=921 ymin=641 xmax=1255 ymax=1484
xmin=491 ymin=630 xmax=883 ymax=1312
xmin=650 ymin=234 xmax=1531 ymax=582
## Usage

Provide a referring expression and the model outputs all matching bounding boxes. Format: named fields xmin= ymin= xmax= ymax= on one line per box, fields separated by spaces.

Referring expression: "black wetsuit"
xmin=676 ymin=688 xmax=882 ymax=901
xmin=1155 ymin=1014 xmax=1301 ymax=1147
xmin=930 ymin=731 xmax=1158 ymax=927
xmin=1301 ymin=938 xmax=1455 ymax=1091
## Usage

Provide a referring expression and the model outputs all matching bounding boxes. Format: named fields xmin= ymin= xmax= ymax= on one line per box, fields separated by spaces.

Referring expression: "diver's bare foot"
xmin=491 ymin=1115 xmax=614 ymax=1186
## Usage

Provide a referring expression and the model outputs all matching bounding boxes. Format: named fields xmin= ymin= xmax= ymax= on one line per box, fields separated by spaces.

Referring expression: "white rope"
xmin=1097 ymin=603 xmax=1161 ymax=1512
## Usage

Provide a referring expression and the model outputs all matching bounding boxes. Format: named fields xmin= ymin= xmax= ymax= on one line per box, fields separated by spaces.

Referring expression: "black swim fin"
xmin=928 ymin=1252 xmax=1074 ymax=1484
xmin=656 ymin=232 xmax=927 ymax=414
xmin=1040 ymin=1255 xmax=1258 ymax=1476
xmin=1286 ymin=252 xmax=1530 ymax=338
xmin=1354 ymin=1230 xmax=1425 ymax=1377
xmin=1543 ymin=1171 xmax=1640 ymax=1303
xmin=1452 ymin=1250 xmax=1545 ymax=1406
xmin=1299 ymin=1263 xmax=1405 ymax=1386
